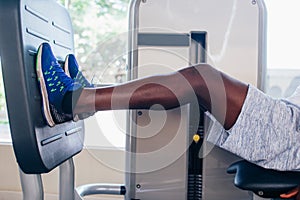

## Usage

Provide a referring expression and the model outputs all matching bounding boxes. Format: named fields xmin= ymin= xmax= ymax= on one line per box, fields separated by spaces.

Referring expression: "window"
xmin=60 ymin=0 xmax=129 ymax=148
xmin=0 ymin=58 xmax=10 ymax=143
xmin=60 ymin=0 xmax=128 ymax=84
xmin=264 ymin=0 xmax=300 ymax=98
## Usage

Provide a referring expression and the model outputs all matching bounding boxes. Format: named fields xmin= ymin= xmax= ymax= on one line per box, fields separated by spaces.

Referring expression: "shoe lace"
xmin=76 ymin=71 xmax=91 ymax=87
xmin=46 ymin=62 xmax=74 ymax=93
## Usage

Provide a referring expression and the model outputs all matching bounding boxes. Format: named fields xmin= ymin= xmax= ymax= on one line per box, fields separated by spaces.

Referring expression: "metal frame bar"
xmin=60 ymin=158 xmax=126 ymax=199
xmin=77 ymin=184 xmax=126 ymax=196
xmin=126 ymin=1 xmax=144 ymax=199
xmin=19 ymin=169 xmax=44 ymax=200
xmin=138 ymin=33 xmax=190 ymax=47
xmin=256 ymin=0 xmax=268 ymax=91
xmin=127 ymin=0 xmax=144 ymax=81
xmin=59 ymin=159 xmax=75 ymax=200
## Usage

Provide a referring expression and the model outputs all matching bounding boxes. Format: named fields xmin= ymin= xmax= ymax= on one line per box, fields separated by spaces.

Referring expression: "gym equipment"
xmin=0 ymin=0 xmax=124 ymax=199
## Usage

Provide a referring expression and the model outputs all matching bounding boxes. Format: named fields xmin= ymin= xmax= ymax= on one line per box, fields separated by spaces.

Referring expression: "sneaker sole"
xmin=36 ymin=46 xmax=55 ymax=127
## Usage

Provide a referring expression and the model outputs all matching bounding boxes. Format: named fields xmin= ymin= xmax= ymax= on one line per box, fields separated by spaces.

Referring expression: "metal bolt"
xmin=137 ymin=111 xmax=143 ymax=116
xmin=258 ymin=191 xmax=264 ymax=196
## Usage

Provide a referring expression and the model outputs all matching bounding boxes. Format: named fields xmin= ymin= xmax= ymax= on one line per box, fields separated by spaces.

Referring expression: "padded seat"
xmin=227 ymin=160 xmax=300 ymax=199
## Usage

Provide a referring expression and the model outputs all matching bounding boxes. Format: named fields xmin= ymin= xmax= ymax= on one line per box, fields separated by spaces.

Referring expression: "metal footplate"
xmin=0 ymin=0 xmax=84 ymax=174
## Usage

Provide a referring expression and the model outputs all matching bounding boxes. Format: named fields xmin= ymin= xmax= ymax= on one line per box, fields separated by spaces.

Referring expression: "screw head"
xmin=258 ymin=191 xmax=264 ymax=196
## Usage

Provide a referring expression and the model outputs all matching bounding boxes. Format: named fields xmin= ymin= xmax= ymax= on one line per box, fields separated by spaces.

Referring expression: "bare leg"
xmin=74 ymin=64 xmax=248 ymax=130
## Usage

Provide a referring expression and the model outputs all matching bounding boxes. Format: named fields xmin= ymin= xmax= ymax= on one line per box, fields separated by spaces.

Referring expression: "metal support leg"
xmin=59 ymin=158 xmax=75 ymax=200
xmin=76 ymin=184 xmax=126 ymax=197
xmin=19 ymin=169 xmax=44 ymax=200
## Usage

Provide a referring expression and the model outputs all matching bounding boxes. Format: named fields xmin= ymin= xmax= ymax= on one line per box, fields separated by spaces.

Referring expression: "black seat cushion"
xmin=227 ymin=160 xmax=300 ymax=198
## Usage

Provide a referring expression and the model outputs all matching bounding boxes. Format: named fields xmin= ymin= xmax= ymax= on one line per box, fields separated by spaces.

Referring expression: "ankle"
xmin=73 ymin=89 xmax=96 ymax=115
xmin=62 ymin=88 xmax=83 ymax=114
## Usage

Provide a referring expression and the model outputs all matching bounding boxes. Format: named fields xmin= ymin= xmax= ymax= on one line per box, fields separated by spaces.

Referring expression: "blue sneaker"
xmin=36 ymin=43 xmax=82 ymax=126
xmin=64 ymin=54 xmax=95 ymax=120
xmin=64 ymin=54 xmax=93 ymax=88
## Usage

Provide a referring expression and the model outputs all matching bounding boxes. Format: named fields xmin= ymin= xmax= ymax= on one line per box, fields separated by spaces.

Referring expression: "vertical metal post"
xmin=59 ymin=158 xmax=75 ymax=200
xmin=127 ymin=0 xmax=143 ymax=80
xmin=126 ymin=0 xmax=144 ymax=199
xmin=19 ymin=169 xmax=44 ymax=200
xmin=256 ymin=0 xmax=268 ymax=91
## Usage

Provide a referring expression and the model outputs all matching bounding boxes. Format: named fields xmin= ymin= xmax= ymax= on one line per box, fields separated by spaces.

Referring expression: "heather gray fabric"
xmin=207 ymin=85 xmax=300 ymax=171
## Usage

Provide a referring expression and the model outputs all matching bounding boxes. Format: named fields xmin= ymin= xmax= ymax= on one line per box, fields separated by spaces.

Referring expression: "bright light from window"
xmin=265 ymin=0 xmax=300 ymax=69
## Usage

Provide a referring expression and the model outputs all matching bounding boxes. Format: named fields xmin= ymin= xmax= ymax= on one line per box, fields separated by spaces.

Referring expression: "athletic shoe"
xmin=36 ymin=43 xmax=82 ymax=126
xmin=64 ymin=54 xmax=95 ymax=120
xmin=64 ymin=54 xmax=93 ymax=88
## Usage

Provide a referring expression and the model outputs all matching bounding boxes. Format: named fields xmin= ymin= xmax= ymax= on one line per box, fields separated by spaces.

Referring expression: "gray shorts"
xmin=207 ymin=85 xmax=300 ymax=171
